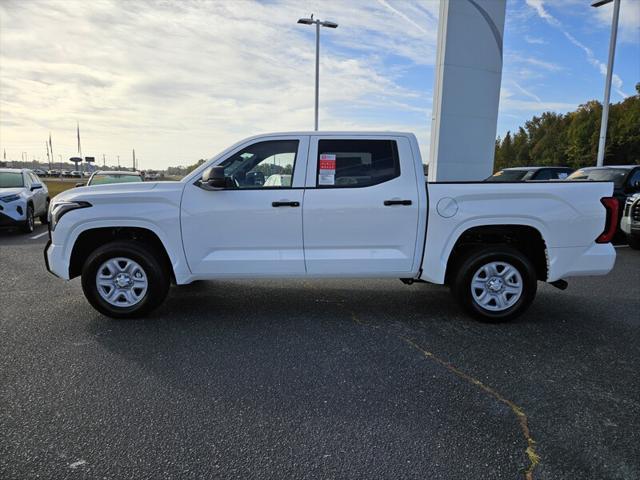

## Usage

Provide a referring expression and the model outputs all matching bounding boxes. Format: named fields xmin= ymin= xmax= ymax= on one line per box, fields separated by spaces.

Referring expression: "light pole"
xmin=297 ymin=14 xmax=338 ymax=131
xmin=592 ymin=0 xmax=621 ymax=167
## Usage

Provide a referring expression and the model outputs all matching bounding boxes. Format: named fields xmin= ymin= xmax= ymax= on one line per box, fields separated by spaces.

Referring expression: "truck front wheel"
xmin=81 ymin=241 xmax=170 ymax=319
xmin=451 ymin=246 xmax=537 ymax=322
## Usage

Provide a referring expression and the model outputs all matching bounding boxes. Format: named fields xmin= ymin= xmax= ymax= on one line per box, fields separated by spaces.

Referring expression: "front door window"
xmin=219 ymin=140 xmax=298 ymax=189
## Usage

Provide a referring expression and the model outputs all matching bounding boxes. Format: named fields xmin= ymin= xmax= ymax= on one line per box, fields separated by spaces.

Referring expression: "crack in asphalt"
xmin=346 ymin=310 xmax=540 ymax=479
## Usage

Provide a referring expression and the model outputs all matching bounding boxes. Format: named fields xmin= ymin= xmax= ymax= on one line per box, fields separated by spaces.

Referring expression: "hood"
xmin=0 ymin=187 xmax=25 ymax=198
xmin=52 ymin=180 xmax=184 ymax=204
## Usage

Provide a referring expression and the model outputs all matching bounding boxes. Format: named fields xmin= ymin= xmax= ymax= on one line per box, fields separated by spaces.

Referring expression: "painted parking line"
xmin=614 ymin=245 xmax=629 ymax=249
xmin=30 ymin=231 xmax=49 ymax=240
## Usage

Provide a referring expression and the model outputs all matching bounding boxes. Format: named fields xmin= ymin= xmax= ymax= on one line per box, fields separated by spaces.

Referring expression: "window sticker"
xmin=318 ymin=153 xmax=336 ymax=185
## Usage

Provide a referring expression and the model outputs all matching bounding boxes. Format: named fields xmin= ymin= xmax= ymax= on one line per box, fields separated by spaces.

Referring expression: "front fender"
xmin=48 ymin=205 xmax=192 ymax=284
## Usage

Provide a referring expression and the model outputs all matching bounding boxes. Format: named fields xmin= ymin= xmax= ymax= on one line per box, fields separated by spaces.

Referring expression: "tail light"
xmin=596 ymin=197 xmax=619 ymax=243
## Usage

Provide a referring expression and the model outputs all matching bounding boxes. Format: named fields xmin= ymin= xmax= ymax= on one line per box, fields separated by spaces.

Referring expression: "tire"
xmin=81 ymin=241 xmax=170 ymax=319
xmin=39 ymin=199 xmax=50 ymax=224
xmin=21 ymin=204 xmax=34 ymax=233
xmin=450 ymin=246 xmax=537 ymax=322
xmin=628 ymin=235 xmax=640 ymax=250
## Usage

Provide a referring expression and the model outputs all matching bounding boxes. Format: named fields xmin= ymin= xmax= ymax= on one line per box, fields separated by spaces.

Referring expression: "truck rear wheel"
xmin=81 ymin=241 xmax=170 ymax=318
xmin=451 ymin=246 xmax=537 ymax=322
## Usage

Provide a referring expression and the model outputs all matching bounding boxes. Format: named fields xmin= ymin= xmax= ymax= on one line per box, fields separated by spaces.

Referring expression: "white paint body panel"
xmin=421 ymin=181 xmax=616 ymax=283
xmin=46 ymin=131 xmax=616 ymax=288
xmin=302 ymin=134 xmax=425 ymax=276
xmin=181 ymin=136 xmax=308 ymax=276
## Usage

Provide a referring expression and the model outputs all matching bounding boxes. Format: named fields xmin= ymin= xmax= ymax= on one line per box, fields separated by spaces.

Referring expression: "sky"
xmin=0 ymin=0 xmax=638 ymax=170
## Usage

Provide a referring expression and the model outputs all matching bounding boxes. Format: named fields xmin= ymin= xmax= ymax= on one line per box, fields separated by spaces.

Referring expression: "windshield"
xmin=566 ymin=168 xmax=628 ymax=188
xmin=486 ymin=170 xmax=529 ymax=182
xmin=89 ymin=174 xmax=142 ymax=186
xmin=0 ymin=172 xmax=24 ymax=188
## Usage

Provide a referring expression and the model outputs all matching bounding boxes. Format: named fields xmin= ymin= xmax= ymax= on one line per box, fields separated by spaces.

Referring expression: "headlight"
xmin=49 ymin=200 xmax=92 ymax=231
xmin=1 ymin=194 xmax=20 ymax=203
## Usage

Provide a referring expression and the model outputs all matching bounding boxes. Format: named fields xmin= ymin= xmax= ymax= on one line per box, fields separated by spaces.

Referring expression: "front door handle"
xmin=272 ymin=201 xmax=300 ymax=207
xmin=384 ymin=199 xmax=412 ymax=206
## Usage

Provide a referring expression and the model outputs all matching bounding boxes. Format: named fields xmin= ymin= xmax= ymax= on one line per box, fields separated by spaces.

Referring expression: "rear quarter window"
xmin=316 ymin=139 xmax=400 ymax=188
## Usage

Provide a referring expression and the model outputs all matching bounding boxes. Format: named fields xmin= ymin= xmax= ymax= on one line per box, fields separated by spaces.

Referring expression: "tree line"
xmin=494 ymin=82 xmax=639 ymax=171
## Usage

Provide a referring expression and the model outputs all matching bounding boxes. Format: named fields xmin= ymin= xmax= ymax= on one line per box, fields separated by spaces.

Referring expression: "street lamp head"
xmin=591 ymin=0 xmax=613 ymax=7
xmin=297 ymin=17 xmax=314 ymax=25
xmin=320 ymin=20 xmax=338 ymax=29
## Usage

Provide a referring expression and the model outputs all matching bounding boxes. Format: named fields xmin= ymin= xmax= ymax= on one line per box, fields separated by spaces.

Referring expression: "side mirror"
xmin=75 ymin=183 xmax=85 ymax=188
xmin=201 ymin=166 xmax=227 ymax=189
xmin=31 ymin=184 xmax=42 ymax=191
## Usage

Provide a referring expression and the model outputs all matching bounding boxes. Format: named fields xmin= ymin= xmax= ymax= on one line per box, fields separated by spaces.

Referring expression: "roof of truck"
xmin=252 ymin=131 xmax=415 ymax=137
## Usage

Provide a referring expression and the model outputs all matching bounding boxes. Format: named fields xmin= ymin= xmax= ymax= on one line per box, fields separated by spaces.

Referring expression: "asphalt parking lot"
xmin=1 ymin=226 xmax=639 ymax=480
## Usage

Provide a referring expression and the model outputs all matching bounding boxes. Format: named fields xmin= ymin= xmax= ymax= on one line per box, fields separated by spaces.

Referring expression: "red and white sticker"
xmin=319 ymin=154 xmax=336 ymax=185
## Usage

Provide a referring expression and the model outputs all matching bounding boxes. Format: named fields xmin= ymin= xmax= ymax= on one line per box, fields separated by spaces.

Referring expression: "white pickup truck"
xmin=44 ymin=132 xmax=618 ymax=321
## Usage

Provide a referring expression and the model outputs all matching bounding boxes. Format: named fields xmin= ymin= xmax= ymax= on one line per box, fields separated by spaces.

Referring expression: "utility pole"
xmin=46 ymin=141 xmax=50 ymax=169
xmin=49 ymin=133 xmax=54 ymax=171
xmin=132 ymin=149 xmax=136 ymax=171
xmin=117 ymin=155 xmax=120 ymax=168
xmin=103 ymin=154 xmax=106 ymax=167
xmin=76 ymin=122 xmax=84 ymax=174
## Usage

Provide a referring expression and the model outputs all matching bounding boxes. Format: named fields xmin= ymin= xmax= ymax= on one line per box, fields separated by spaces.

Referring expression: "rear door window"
xmin=316 ymin=139 xmax=400 ymax=188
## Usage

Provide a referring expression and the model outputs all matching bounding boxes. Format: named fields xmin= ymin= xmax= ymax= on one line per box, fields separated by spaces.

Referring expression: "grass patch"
xmin=44 ymin=179 xmax=78 ymax=198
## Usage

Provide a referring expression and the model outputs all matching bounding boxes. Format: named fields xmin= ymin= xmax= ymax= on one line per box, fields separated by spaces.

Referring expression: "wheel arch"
xmin=444 ymin=224 xmax=549 ymax=284
xmin=68 ymin=226 xmax=176 ymax=282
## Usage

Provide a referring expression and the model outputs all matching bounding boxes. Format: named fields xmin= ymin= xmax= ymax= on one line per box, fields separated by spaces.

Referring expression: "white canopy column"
xmin=429 ymin=0 xmax=507 ymax=181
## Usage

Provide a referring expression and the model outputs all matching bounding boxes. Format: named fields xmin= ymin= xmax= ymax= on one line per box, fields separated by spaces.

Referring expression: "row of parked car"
xmin=32 ymin=168 xmax=91 ymax=178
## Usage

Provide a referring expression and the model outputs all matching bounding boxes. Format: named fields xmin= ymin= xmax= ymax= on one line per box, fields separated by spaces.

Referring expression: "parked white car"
xmin=83 ymin=170 xmax=144 ymax=187
xmin=264 ymin=174 xmax=292 ymax=187
xmin=0 ymin=168 xmax=49 ymax=232
xmin=44 ymin=132 xmax=617 ymax=321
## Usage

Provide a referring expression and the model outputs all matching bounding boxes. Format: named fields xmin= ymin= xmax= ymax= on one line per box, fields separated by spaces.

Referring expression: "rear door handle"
xmin=272 ymin=201 xmax=300 ymax=207
xmin=384 ymin=199 xmax=412 ymax=206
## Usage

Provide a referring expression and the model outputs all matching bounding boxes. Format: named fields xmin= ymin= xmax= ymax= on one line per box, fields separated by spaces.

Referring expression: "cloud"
xmin=590 ymin=0 xmax=640 ymax=45
xmin=525 ymin=0 xmax=629 ymax=99
xmin=500 ymin=87 xmax=575 ymax=113
xmin=524 ymin=35 xmax=546 ymax=45
xmin=511 ymin=81 xmax=542 ymax=103
xmin=0 ymin=0 xmax=438 ymax=168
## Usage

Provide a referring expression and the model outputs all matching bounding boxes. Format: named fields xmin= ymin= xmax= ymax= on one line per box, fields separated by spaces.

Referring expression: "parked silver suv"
xmin=621 ymin=193 xmax=640 ymax=250
xmin=0 ymin=168 xmax=49 ymax=233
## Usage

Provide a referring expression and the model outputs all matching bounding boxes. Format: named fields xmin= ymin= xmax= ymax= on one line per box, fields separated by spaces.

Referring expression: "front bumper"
xmin=0 ymin=202 xmax=26 ymax=226
xmin=0 ymin=211 xmax=21 ymax=227
xmin=44 ymin=238 xmax=69 ymax=279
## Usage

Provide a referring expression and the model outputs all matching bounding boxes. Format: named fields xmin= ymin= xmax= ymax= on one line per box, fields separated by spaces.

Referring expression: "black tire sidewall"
xmin=22 ymin=205 xmax=34 ymax=233
xmin=81 ymin=241 xmax=169 ymax=319
xmin=452 ymin=247 xmax=537 ymax=322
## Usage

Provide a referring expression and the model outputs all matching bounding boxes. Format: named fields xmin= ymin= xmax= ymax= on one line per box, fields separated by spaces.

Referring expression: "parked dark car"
xmin=486 ymin=166 xmax=574 ymax=182
xmin=566 ymin=165 xmax=640 ymax=240
xmin=621 ymin=193 xmax=640 ymax=250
